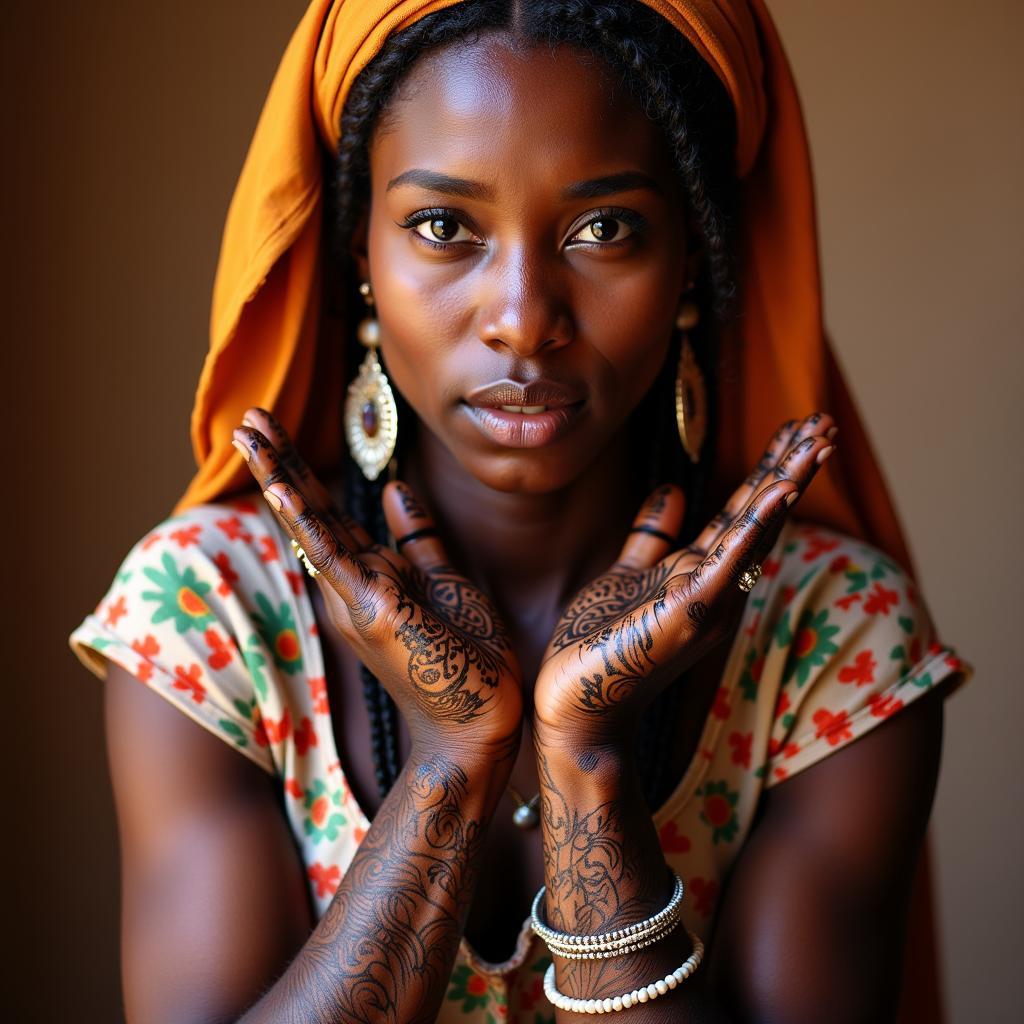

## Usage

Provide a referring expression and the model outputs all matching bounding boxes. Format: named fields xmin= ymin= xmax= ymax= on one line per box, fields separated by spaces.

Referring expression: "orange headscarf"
xmin=178 ymin=0 xmax=912 ymax=571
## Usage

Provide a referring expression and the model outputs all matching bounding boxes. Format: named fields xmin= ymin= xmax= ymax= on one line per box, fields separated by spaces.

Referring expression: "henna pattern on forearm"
xmin=244 ymin=756 xmax=487 ymax=1024
xmin=537 ymin=747 xmax=672 ymax=1000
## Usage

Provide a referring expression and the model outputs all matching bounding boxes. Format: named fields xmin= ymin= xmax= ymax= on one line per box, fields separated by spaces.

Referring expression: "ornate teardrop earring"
xmin=674 ymin=286 xmax=707 ymax=464
xmin=344 ymin=281 xmax=398 ymax=481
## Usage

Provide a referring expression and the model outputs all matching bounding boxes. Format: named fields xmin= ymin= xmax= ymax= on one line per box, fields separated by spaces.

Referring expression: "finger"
xmin=232 ymin=424 xmax=363 ymax=552
xmin=690 ymin=480 xmax=797 ymax=609
xmin=692 ymin=412 xmax=837 ymax=554
xmin=763 ymin=431 xmax=836 ymax=508
xmin=241 ymin=407 xmax=335 ymax=512
xmin=615 ymin=484 xmax=687 ymax=570
xmin=261 ymin=482 xmax=371 ymax=609
xmin=688 ymin=419 xmax=800 ymax=555
xmin=382 ymin=481 xmax=451 ymax=574
xmin=696 ymin=430 xmax=837 ymax=605
xmin=240 ymin=407 xmax=370 ymax=547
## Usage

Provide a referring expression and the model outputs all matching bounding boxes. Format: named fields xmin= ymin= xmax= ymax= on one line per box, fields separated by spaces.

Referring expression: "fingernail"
xmin=231 ymin=438 xmax=251 ymax=462
xmin=826 ymin=426 xmax=839 ymax=441
xmin=262 ymin=488 xmax=283 ymax=511
xmin=816 ymin=445 xmax=835 ymax=465
xmin=242 ymin=414 xmax=258 ymax=428
xmin=785 ymin=491 xmax=799 ymax=507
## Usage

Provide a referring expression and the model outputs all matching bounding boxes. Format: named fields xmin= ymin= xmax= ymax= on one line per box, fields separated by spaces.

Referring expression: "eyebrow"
xmin=561 ymin=171 xmax=664 ymax=200
xmin=385 ymin=169 xmax=663 ymax=202
xmin=386 ymin=169 xmax=495 ymax=201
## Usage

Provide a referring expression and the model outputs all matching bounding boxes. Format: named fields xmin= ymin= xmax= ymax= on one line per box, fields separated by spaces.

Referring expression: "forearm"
xmin=241 ymin=745 xmax=510 ymax=1024
xmin=535 ymin=722 xmax=728 ymax=1022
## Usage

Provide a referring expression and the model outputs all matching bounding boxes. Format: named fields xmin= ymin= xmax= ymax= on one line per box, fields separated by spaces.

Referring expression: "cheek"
xmin=365 ymin=231 xmax=469 ymax=419
xmin=575 ymin=272 xmax=677 ymax=410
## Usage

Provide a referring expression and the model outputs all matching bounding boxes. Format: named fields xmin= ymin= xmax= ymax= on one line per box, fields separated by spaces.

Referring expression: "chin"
xmin=459 ymin=445 xmax=602 ymax=496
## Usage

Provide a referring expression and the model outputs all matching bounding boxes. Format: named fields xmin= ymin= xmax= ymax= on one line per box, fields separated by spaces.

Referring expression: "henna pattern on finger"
xmin=640 ymin=485 xmax=672 ymax=517
xmin=394 ymin=483 xmax=431 ymax=522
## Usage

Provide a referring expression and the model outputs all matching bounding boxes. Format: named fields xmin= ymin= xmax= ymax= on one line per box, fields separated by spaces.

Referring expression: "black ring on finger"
xmin=629 ymin=525 xmax=677 ymax=545
xmin=395 ymin=526 xmax=440 ymax=548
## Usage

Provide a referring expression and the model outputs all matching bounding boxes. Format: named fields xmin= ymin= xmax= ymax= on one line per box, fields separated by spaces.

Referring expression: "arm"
xmin=108 ymin=659 xmax=511 ymax=1024
xmin=535 ymin=680 xmax=945 ymax=1023
xmin=107 ymin=409 xmax=523 ymax=1022
xmin=535 ymin=724 xmax=725 ymax=1021
xmin=243 ymin=738 xmax=509 ymax=1023
xmin=708 ymin=683 xmax=945 ymax=1023
xmin=533 ymin=415 xmax=834 ymax=1019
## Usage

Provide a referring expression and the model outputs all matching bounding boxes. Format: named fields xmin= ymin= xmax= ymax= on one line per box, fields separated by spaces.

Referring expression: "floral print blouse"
xmin=70 ymin=498 xmax=967 ymax=1022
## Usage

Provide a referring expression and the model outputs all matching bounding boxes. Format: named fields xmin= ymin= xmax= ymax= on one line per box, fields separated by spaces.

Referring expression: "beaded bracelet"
xmin=545 ymin=915 xmax=682 ymax=960
xmin=530 ymin=872 xmax=685 ymax=958
xmin=543 ymin=929 xmax=705 ymax=1014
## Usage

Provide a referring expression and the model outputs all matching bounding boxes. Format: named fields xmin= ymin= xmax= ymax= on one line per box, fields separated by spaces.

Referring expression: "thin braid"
xmin=331 ymin=0 xmax=738 ymax=808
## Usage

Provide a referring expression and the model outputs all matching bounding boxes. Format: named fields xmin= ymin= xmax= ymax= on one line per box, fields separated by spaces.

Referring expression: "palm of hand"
xmin=536 ymin=552 xmax=702 ymax=734
xmin=339 ymin=548 xmax=521 ymax=725
xmin=233 ymin=409 xmax=522 ymax=747
xmin=535 ymin=413 xmax=837 ymax=739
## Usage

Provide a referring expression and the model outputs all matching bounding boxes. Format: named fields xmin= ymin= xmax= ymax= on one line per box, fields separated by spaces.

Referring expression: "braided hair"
xmin=329 ymin=0 xmax=739 ymax=811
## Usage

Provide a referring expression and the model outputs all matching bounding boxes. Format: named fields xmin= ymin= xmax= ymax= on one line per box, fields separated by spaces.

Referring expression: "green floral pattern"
xmin=251 ymin=592 xmax=304 ymax=675
xmin=698 ymin=779 xmax=740 ymax=844
xmin=302 ymin=779 xmax=347 ymax=843
xmin=70 ymin=505 xmax=968 ymax=1023
xmin=141 ymin=551 xmax=215 ymax=633
xmin=778 ymin=607 xmax=841 ymax=687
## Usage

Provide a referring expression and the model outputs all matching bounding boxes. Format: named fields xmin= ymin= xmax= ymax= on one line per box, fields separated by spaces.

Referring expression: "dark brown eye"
xmin=589 ymin=218 xmax=619 ymax=241
xmin=572 ymin=215 xmax=636 ymax=245
xmin=429 ymin=217 xmax=458 ymax=241
xmin=411 ymin=215 xmax=473 ymax=245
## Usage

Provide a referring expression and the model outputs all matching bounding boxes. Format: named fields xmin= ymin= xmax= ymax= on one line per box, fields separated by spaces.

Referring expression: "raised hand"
xmin=534 ymin=413 xmax=837 ymax=744
xmin=232 ymin=408 xmax=523 ymax=756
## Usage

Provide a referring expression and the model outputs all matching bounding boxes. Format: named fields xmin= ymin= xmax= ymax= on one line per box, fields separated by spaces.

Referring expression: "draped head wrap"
xmin=178 ymin=0 xmax=912 ymax=571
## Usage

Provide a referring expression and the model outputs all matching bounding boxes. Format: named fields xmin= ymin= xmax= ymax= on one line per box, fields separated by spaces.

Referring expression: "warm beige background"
xmin=7 ymin=1 xmax=1020 ymax=1020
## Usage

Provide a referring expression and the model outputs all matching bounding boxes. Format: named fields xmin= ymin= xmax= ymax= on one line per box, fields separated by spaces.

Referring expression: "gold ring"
xmin=737 ymin=563 xmax=763 ymax=593
xmin=289 ymin=537 xmax=320 ymax=578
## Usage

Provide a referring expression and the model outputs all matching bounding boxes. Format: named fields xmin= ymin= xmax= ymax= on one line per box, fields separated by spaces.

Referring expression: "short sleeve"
xmin=69 ymin=502 xmax=305 ymax=775
xmin=759 ymin=524 xmax=970 ymax=787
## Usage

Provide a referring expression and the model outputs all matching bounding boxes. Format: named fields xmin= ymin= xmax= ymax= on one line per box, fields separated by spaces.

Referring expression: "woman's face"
xmin=354 ymin=32 xmax=690 ymax=494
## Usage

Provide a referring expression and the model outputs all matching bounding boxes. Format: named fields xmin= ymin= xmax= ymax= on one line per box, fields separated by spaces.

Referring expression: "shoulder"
xmin=749 ymin=520 xmax=965 ymax=786
xmin=70 ymin=496 xmax=315 ymax=773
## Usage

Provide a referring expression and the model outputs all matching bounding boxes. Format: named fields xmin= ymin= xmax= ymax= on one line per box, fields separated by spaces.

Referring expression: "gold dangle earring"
xmin=674 ymin=284 xmax=707 ymax=464
xmin=344 ymin=281 xmax=398 ymax=481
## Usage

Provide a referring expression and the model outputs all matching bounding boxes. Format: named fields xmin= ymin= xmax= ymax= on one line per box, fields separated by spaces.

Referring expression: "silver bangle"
xmin=530 ymin=872 xmax=685 ymax=956
xmin=543 ymin=929 xmax=705 ymax=1014
xmin=548 ymin=915 xmax=682 ymax=960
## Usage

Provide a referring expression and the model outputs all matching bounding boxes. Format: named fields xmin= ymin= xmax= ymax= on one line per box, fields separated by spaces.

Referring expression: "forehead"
xmin=370 ymin=32 xmax=679 ymax=194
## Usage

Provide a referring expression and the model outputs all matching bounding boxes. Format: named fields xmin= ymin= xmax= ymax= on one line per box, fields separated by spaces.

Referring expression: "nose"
xmin=475 ymin=246 xmax=574 ymax=357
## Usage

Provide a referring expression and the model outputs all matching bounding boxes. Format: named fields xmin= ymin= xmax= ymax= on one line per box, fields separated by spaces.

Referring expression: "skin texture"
xmin=105 ymin=32 xmax=949 ymax=1024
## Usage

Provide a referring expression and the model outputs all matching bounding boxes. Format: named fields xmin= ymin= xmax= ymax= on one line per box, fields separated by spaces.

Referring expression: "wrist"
xmin=533 ymin=716 xmax=636 ymax=802
xmin=407 ymin=733 xmax=518 ymax=813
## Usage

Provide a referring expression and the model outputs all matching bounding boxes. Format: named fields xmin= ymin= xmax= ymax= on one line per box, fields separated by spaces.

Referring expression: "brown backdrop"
xmin=7 ymin=1 xmax=1020 ymax=1020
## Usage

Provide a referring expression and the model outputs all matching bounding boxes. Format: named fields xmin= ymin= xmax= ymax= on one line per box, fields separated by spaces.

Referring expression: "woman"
xmin=71 ymin=1 xmax=967 ymax=1021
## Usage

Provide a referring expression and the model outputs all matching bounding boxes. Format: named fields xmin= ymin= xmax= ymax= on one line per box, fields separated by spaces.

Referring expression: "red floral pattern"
xmin=71 ymin=509 xmax=968 ymax=1023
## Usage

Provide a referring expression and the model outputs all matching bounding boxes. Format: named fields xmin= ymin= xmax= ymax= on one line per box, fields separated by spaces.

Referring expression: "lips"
xmin=464 ymin=379 xmax=586 ymax=410
xmin=462 ymin=378 xmax=587 ymax=449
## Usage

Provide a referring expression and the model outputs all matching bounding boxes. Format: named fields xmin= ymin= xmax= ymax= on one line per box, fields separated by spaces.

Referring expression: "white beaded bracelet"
xmin=542 ymin=929 xmax=705 ymax=1014
xmin=531 ymin=873 xmax=685 ymax=956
